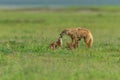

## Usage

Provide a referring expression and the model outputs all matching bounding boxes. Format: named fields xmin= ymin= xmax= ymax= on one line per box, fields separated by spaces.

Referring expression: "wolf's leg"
xmin=72 ymin=37 xmax=79 ymax=48
xmin=84 ymin=37 xmax=90 ymax=48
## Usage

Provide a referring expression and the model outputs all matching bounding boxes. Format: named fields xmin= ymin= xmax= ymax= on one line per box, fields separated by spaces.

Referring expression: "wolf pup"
xmin=49 ymin=37 xmax=62 ymax=50
xmin=66 ymin=42 xmax=77 ymax=50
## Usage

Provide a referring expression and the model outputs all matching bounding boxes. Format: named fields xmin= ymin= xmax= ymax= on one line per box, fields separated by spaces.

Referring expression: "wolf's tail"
xmin=88 ymin=32 xmax=93 ymax=47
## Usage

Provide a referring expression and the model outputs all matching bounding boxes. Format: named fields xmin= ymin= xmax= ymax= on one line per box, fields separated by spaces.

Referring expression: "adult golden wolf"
xmin=60 ymin=27 xmax=93 ymax=48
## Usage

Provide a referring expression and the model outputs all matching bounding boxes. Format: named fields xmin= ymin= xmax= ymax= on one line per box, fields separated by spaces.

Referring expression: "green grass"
xmin=0 ymin=8 xmax=120 ymax=80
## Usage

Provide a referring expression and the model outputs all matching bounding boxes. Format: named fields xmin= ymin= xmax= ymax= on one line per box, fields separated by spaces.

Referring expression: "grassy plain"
xmin=0 ymin=7 xmax=120 ymax=80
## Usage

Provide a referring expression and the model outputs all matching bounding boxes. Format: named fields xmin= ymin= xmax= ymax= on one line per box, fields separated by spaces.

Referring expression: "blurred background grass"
xmin=0 ymin=4 xmax=120 ymax=80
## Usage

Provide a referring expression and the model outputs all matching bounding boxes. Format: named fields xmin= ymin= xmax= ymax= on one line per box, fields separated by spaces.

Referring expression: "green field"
xmin=0 ymin=8 xmax=120 ymax=80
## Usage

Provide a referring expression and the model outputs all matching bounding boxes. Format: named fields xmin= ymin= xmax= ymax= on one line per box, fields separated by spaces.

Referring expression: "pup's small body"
xmin=49 ymin=37 xmax=62 ymax=50
xmin=66 ymin=42 xmax=76 ymax=50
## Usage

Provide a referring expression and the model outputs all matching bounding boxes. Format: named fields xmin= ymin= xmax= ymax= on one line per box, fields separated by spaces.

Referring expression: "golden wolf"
xmin=60 ymin=27 xmax=93 ymax=48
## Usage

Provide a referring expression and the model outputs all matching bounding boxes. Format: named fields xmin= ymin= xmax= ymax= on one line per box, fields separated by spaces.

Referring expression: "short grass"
xmin=0 ymin=8 xmax=120 ymax=80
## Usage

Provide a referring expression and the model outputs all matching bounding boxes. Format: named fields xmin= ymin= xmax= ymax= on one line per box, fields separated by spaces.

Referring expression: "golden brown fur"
xmin=60 ymin=27 xmax=93 ymax=48
xmin=76 ymin=28 xmax=93 ymax=48
xmin=66 ymin=42 xmax=77 ymax=50
xmin=49 ymin=37 xmax=62 ymax=50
